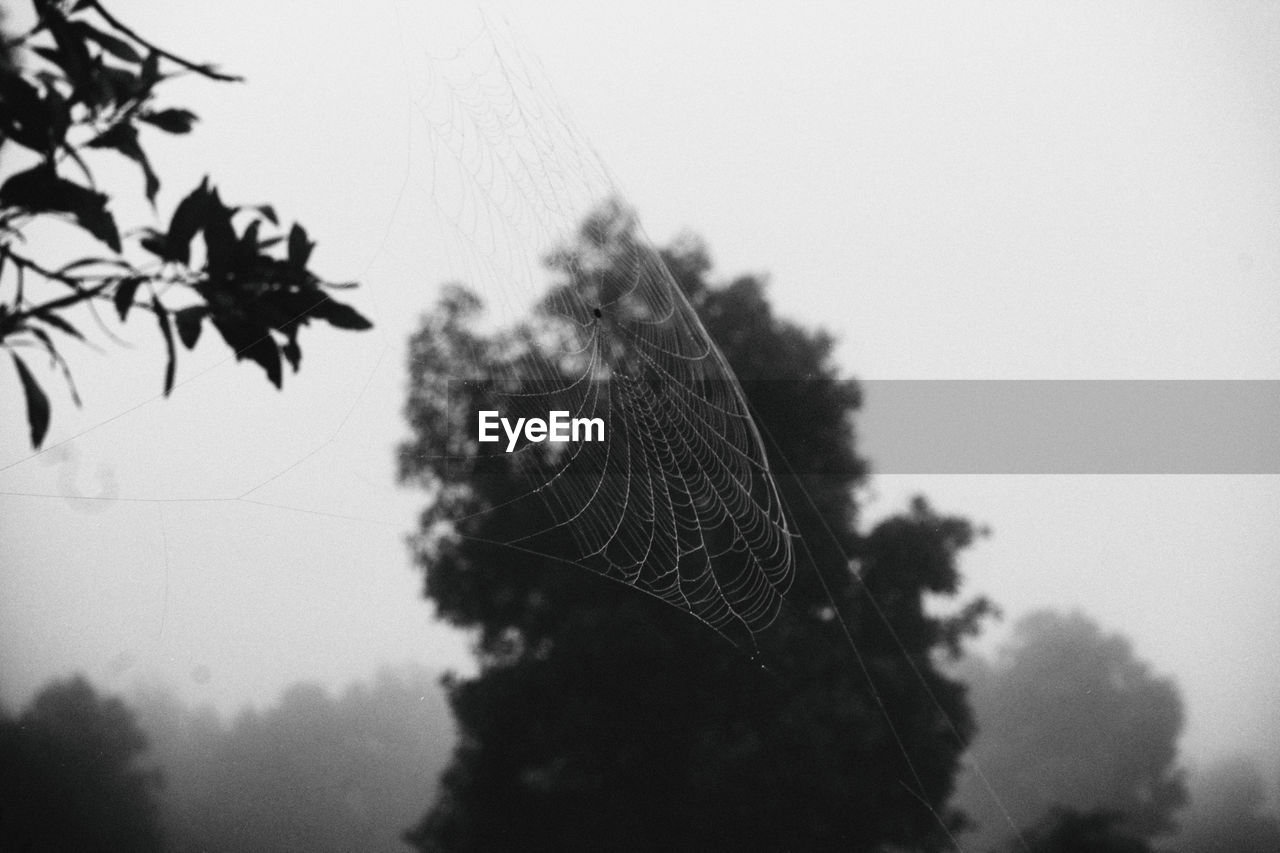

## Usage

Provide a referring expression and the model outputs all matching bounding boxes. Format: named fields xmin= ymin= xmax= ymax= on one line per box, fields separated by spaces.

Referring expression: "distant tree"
xmin=1 ymin=0 xmax=370 ymax=448
xmin=0 ymin=675 xmax=163 ymax=853
xmin=1008 ymin=807 xmax=1153 ymax=853
xmin=1175 ymin=755 xmax=1280 ymax=853
xmin=399 ymin=202 xmax=994 ymax=851
xmin=132 ymin=667 xmax=454 ymax=853
xmin=953 ymin=610 xmax=1187 ymax=850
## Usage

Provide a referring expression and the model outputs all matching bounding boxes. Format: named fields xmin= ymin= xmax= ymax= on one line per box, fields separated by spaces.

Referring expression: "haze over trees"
xmin=398 ymin=202 xmax=995 ymax=851
xmin=1175 ymin=755 xmax=1280 ymax=853
xmin=952 ymin=610 xmax=1187 ymax=852
xmin=132 ymin=666 xmax=453 ymax=853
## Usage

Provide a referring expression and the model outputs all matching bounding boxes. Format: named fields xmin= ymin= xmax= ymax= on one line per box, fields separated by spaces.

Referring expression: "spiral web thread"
xmin=402 ymin=11 xmax=794 ymax=642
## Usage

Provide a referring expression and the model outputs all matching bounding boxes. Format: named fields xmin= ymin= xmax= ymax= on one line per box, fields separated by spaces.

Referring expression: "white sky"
xmin=2 ymin=0 xmax=1278 ymax=781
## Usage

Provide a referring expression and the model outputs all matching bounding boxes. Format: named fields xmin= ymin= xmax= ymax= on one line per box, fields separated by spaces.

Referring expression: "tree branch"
xmin=85 ymin=1 xmax=244 ymax=83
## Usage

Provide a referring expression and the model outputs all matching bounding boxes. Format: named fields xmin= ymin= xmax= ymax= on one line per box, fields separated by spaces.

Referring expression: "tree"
xmin=952 ymin=610 xmax=1187 ymax=851
xmin=131 ymin=667 xmax=455 ymax=853
xmin=1008 ymin=808 xmax=1153 ymax=853
xmin=1 ymin=0 xmax=370 ymax=448
xmin=399 ymin=201 xmax=994 ymax=851
xmin=1175 ymin=755 xmax=1280 ymax=853
xmin=0 ymin=675 xmax=163 ymax=853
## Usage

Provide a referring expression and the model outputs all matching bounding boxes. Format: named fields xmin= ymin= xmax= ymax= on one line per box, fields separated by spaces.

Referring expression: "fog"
xmin=2 ymin=1 xmax=1279 ymax=850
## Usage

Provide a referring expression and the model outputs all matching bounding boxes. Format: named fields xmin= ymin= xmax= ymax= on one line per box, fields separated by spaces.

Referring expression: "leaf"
xmin=88 ymin=122 xmax=159 ymax=202
xmin=140 ymin=49 xmax=159 ymax=91
xmin=202 ymin=188 xmax=238 ymax=278
xmin=0 ymin=70 xmax=53 ymax=152
xmin=33 ymin=311 xmax=85 ymax=341
xmin=282 ymin=336 xmax=301 ymax=372
xmin=73 ymin=20 xmax=143 ymax=63
xmin=153 ymin=296 xmax=176 ymax=395
xmin=26 ymin=326 xmax=82 ymax=406
xmin=99 ymin=63 xmax=145 ymax=106
xmin=11 ymin=352 xmax=51 ymax=448
xmin=255 ymin=205 xmax=278 ymax=225
xmin=239 ymin=219 xmax=262 ymax=253
xmin=113 ymin=276 xmax=144 ymax=321
xmin=209 ymin=315 xmax=281 ymax=388
xmin=0 ymin=165 xmax=120 ymax=251
xmin=139 ymin=229 xmax=170 ymax=259
xmin=137 ymin=108 xmax=198 ymax=134
xmin=174 ymin=306 xmax=205 ymax=349
xmin=312 ymin=297 xmax=373 ymax=331
xmin=39 ymin=1 xmax=97 ymax=104
xmin=246 ymin=335 xmax=283 ymax=388
xmin=287 ymin=223 xmax=313 ymax=269
xmin=166 ymin=179 xmax=210 ymax=265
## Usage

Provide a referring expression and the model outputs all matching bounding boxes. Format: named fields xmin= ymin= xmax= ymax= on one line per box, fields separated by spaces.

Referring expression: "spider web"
xmin=401 ymin=12 xmax=795 ymax=643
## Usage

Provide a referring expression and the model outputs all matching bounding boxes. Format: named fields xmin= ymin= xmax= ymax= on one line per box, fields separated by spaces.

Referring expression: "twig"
xmin=85 ymin=1 xmax=244 ymax=83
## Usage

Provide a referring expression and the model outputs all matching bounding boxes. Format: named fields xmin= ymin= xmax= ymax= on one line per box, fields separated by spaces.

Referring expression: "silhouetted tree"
xmin=953 ymin=610 xmax=1187 ymax=850
xmin=399 ymin=202 xmax=994 ymax=851
xmin=1176 ymin=755 xmax=1280 ymax=853
xmin=0 ymin=675 xmax=163 ymax=853
xmin=1 ymin=0 xmax=370 ymax=448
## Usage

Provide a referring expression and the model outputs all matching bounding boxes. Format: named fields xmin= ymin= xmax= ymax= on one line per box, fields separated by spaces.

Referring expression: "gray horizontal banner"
xmin=440 ymin=379 xmax=1279 ymax=475
xmin=857 ymin=380 xmax=1280 ymax=474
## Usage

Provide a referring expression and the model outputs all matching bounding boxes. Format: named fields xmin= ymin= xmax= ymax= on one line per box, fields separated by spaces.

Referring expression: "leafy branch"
xmin=1 ymin=0 xmax=371 ymax=448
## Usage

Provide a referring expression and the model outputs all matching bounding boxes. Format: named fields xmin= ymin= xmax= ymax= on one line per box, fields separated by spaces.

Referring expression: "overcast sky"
xmin=2 ymin=0 xmax=1278 ymax=788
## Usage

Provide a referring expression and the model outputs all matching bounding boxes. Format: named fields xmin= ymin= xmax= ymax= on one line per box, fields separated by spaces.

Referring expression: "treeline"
xmin=0 ymin=620 xmax=1275 ymax=851
xmin=1 ymin=666 xmax=451 ymax=853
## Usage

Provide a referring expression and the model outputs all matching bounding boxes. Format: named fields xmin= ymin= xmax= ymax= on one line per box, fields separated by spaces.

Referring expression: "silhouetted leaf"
xmin=0 ymin=165 xmax=120 ymax=250
xmin=0 ymin=70 xmax=53 ymax=152
xmin=113 ymin=277 xmax=144 ymax=321
xmin=287 ymin=223 xmax=312 ymax=269
xmin=174 ymin=306 xmax=205 ymax=349
xmin=11 ymin=352 xmax=50 ymax=448
xmin=254 ymin=204 xmax=278 ymax=225
xmin=34 ymin=311 xmax=84 ymax=341
xmin=282 ymin=336 xmax=301 ymax=372
xmin=138 ymin=108 xmax=197 ymax=134
xmin=73 ymin=20 xmax=143 ymax=63
xmin=140 ymin=49 xmax=159 ymax=90
xmin=208 ymin=315 xmax=281 ymax=387
xmin=153 ymin=297 xmax=175 ymax=395
xmin=139 ymin=229 xmax=169 ymax=259
xmin=100 ymin=63 xmax=146 ymax=106
xmin=25 ymin=326 xmax=82 ymax=406
xmin=40 ymin=1 xmax=96 ymax=104
xmin=247 ymin=335 xmax=282 ymax=388
xmin=166 ymin=179 xmax=210 ymax=265
xmin=202 ymin=188 xmax=238 ymax=278
xmin=88 ymin=122 xmax=158 ymax=201
xmin=239 ymin=219 xmax=262 ymax=254
xmin=312 ymin=297 xmax=372 ymax=330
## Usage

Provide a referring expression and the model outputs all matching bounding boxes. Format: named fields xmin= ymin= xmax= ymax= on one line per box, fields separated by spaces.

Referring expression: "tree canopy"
xmin=398 ymin=202 xmax=993 ymax=851
xmin=953 ymin=610 xmax=1187 ymax=850
xmin=0 ymin=675 xmax=163 ymax=853
xmin=1 ymin=0 xmax=370 ymax=448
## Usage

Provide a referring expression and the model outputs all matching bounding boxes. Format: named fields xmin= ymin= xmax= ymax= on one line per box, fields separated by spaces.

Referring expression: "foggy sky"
xmin=2 ymin=0 xmax=1277 ymax=791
